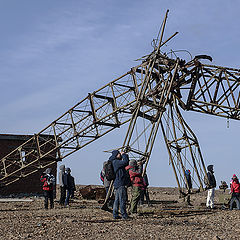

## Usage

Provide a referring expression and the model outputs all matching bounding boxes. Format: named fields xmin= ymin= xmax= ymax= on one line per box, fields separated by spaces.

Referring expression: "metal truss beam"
xmin=0 ymin=10 xmax=239 ymax=197
xmin=161 ymin=96 xmax=207 ymax=197
xmin=177 ymin=64 xmax=240 ymax=120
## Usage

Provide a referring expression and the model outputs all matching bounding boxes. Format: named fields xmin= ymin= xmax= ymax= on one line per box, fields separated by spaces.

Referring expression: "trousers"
xmin=113 ymin=186 xmax=128 ymax=218
xmin=206 ymin=188 xmax=215 ymax=208
xmin=59 ymin=186 xmax=66 ymax=205
xmin=129 ymin=186 xmax=141 ymax=213
xmin=44 ymin=190 xmax=54 ymax=209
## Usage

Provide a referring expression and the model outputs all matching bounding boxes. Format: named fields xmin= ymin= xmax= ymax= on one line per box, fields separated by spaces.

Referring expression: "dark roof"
xmin=0 ymin=134 xmax=33 ymax=141
xmin=0 ymin=134 xmax=54 ymax=141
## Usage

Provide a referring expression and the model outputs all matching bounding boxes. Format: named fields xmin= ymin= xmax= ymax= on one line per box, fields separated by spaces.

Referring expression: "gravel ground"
xmin=0 ymin=186 xmax=239 ymax=240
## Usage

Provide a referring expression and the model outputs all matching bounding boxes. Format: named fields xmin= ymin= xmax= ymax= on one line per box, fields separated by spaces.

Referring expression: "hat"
xmin=44 ymin=168 xmax=52 ymax=174
xmin=129 ymin=160 xmax=137 ymax=167
xmin=111 ymin=150 xmax=120 ymax=158
xmin=232 ymin=174 xmax=237 ymax=179
xmin=207 ymin=165 xmax=213 ymax=171
xmin=65 ymin=167 xmax=71 ymax=173
xmin=59 ymin=165 xmax=65 ymax=171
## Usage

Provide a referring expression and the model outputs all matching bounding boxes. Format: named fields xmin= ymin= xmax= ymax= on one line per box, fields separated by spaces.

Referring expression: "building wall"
xmin=0 ymin=134 xmax=57 ymax=196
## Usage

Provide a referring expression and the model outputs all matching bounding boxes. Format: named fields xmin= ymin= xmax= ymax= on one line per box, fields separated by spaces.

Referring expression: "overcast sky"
xmin=0 ymin=1 xmax=239 ymax=187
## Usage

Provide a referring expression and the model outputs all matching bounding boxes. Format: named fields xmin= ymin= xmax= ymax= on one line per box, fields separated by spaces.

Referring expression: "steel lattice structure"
xmin=0 ymin=11 xmax=239 ymax=198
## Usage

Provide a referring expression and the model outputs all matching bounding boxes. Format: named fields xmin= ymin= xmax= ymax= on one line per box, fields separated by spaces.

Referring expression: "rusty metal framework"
xmin=0 ymin=11 xmax=239 ymax=198
xmin=177 ymin=63 xmax=240 ymax=120
xmin=161 ymin=97 xmax=206 ymax=195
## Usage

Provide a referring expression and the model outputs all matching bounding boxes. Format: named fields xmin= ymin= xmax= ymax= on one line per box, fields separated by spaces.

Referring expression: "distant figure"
xmin=126 ymin=159 xmax=144 ymax=215
xmin=111 ymin=150 xmax=129 ymax=220
xmin=64 ymin=168 xmax=76 ymax=207
xmin=229 ymin=174 xmax=240 ymax=210
xmin=205 ymin=165 xmax=216 ymax=209
xmin=185 ymin=169 xmax=192 ymax=205
xmin=185 ymin=169 xmax=192 ymax=190
xmin=40 ymin=168 xmax=56 ymax=210
xmin=59 ymin=165 xmax=66 ymax=206
xmin=219 ymin=181 xmax=228 ymax=192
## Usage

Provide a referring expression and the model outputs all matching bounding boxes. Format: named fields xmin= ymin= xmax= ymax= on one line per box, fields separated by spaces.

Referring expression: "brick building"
xmin=0 ymin=134 xmax=57 ymax=196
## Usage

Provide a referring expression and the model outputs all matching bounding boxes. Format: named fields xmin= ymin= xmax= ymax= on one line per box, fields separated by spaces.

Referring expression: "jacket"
xmin=207 ymin=171 xmax=216 ymax=188
xmin=125 ymin=165 xmax=144 ymax=187
xmin=59 ymin=165 xmax=65 ymax=187
xmin=64 ymin=173 xmax=76 ymax=191
xmin=231 ymin=179 xmax=240 ymax=193
xmin=111 ymin=152 xmax=129 ymax=189
xmin=185 ymin=170 xmax=192 ymax=189
xmin=40 ymin=174 xmax=55 ymax=191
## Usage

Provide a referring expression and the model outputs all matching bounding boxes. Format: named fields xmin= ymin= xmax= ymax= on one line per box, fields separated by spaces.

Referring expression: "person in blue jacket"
xmin=110 ymin=150 xmax=129 ymax=220
xmin=184 ymin=169 xmax=192 ymax=205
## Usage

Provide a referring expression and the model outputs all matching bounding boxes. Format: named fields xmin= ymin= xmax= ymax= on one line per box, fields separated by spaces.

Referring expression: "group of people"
xmin=100 ymin=150 xmax=150 ymax=220
xmin=101 ymin=154 xmax=240 ymax=218
xmin=40 ymin=155 xmax=240 ymax=212
xmin=59 ymin=165 xmax=76 ymax=207
xmin=182 ymin=165 xmax=216 ymax=208
xmin=202 ymin=164 xmax=240 ymax=210
xmin=40 ymin=165 xmax=76 ymax=209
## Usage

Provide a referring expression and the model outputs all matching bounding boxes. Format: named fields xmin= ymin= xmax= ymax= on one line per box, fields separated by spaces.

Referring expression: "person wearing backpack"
xmin=126 ymin=159 xmax=144 ymax=215
xmin=110 ymin=150 xmax=129 ymax=220
xmin=100 ymin=161 xmax=114 ymax=208
xmin=205 ymin=165 xmax=216 ymax=209
xmin=40 ymin=168 xmax=56 ymax=210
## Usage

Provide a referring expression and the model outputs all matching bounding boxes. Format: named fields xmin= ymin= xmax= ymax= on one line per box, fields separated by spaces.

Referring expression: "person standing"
xmin=185 ymin=169 xmax=192 ymax=205
xmin=64 ymin=168 xmax=76 ymax=207
xmin=205 ymin=165 xmax=216 ymax=209
xmin=59 ymin=165 xmax=66 ymax=206
xmin=40 ymin=168 xmax=56 ymax=210
xmin=101 ymin=161 xmax=111 ymax=194
xmin=111 ymin=150 xmax=129 ymax=220
xmin=229 ymin=174 xmax=240 ymax=210
xmin=100 ymin=161 xmax=114 ymax=208
xmin=126 ymin=159 xmax=144 ymax=215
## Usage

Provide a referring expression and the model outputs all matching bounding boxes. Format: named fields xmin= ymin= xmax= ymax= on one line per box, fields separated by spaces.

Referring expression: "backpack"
xmin=100 ymin=171 xmax=104 ymax=183
xmin=105 ymin=160 xmax=115 ymax=181
xmin=204 ymin=174 xmax=209 ymax=186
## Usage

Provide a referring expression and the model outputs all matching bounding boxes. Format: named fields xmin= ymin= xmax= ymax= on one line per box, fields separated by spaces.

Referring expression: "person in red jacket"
xmin=230 ymin=174 xmax=240 ymax=195
xmin=40 ymin=168 xmax=56 ymax=209
xmin=126 ymin=159 xmax=144 ymax=215
xmin=229 ymin=174 xmax=240 ymax=210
